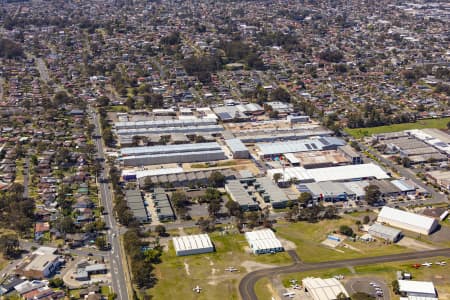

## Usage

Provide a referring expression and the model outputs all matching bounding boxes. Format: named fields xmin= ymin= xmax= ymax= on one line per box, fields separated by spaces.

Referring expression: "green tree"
xmin=49 ymin=278 xmax=65 ymax=288
xmin=95 ymin=236 xmax=107 ymax=250
xmin=154 ymin=225 xmax=166 ymax=236
xmin=272 ymin=173 xmax=282 ymax=183
xmin=208 ymin=171 xmax=226 ymax=187
xmin=364 ymin=184 xmax=381 ymax=206
xmin=0 ymin=234 xmax=20 ymax=259
xmin=270 ymin=87 xmax=291 ymax=103
xmin=339 ymin=225 xmax=354 ymax=236
xmin=225 ymin=199 xmax=242 ymax=217
xmin=392 ymin=280 xmax=400 ymax=294
xmin=143 ymin=177 xmax=154 ymax=192
xmin=298 ymin=192 xmax=312 ymax=207
xmin=363 ymin=215 xmax=370 ymax=224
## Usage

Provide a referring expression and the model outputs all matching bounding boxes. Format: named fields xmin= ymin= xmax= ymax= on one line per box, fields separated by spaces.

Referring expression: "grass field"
xmin=0 ymin=256 xmax=6 ymax=272
xmin=147 ymin=231 xmax=291 ymax=300
xmin=275 ymin=218 xmax=409 ymax=263
xmin=344 ymin=117 xmax=450 ymax=139
xmin=279 ymin=256 xmax=450 ymax=298
xmin=254 ymin=277 xmax=274 ymax=300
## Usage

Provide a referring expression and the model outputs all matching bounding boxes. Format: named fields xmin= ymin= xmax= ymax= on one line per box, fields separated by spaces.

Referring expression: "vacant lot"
xmin=147 ymin=231 xmax=292 ymax=300
xmin=345 ymin=117 xmax=450 ymax=139
xmin=275 ymin=218 xmax=408 ymax=263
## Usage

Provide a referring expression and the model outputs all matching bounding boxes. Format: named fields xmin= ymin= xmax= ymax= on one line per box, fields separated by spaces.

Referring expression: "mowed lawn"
xmin=147 ymin=231 xmax=292 ymax=300
xmin=345 ymin=117 xmax=450 ymax=139
xmin=274 ymin=217 xmax=409 ymax=263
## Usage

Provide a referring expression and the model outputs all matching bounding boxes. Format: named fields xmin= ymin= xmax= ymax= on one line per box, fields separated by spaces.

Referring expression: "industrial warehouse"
xmin=172 ymin=234 xmax=214 ymax=256
xmin=245 ymin=229 xmax=284 ymax=254
xmin=368 ymin=223 xmax=403 ymax=243
xmin=256 ymin=137 xmax=346 ymax=158
xmin=120 ymin=142 xmax=227 ymax=166
xmin=125 ymin=189 xmax=150 ymax=223
xmin=377 ymin=207 xmax=439 ymax=235
xmin=267 ymin=163 xmax=390 ymax=183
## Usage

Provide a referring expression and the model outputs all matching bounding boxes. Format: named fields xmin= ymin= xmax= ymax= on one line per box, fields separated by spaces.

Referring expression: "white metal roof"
xmin=302 ymin=277 xmax=349 ymax=300
xmin=378 ymin=207 xmax=437 ymax=231
xmin=225 ymin=138 xmax=248 ymax=152
xmin=398 ymin=280 xmax=436 ymax=296
xmin=244 ymin=229 xmax=283 ymax=251
xmin=122 ymin=167 xmax=183 ymax=179
xmin=173 ymin=234 xmax=213 ymax=252
xmin=267 ymin=163 xmax=389 ymax=183
xmin=121 ymin=142 xmax=221 ymax=156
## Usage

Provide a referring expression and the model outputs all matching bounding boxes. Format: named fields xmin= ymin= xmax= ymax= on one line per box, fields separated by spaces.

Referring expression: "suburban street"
xmin=239 ymin=248 xmax=450 ymax=300
xmin=90 ymin=106 xmax=130 ymax=300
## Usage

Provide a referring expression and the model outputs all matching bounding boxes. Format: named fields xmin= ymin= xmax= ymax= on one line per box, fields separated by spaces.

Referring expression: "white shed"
xmin=377 ymin=207 xmax=438 ymax=235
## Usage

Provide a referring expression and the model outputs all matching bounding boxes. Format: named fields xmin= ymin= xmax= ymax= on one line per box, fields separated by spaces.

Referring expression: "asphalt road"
xmin=239 ymin=248 xmax=450 ymax=300
xmin=91 ymin=107 xmax=130 ymax=300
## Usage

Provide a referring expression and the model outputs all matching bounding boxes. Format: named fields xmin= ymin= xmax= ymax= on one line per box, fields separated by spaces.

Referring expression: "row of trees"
xmin=0 ymin=183 xmax=35 ymax=234
xmin=0 ymin=38 xmax=24 ymax=59
xmin=123 ymin=228 xmax=162 ymax=289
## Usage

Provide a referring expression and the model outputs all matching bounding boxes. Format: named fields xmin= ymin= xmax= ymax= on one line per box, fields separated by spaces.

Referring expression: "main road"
xmin=239 ymin=248 xmax=450 ymax=300
xmin=90 ymin=106 xmax=130 ymax=300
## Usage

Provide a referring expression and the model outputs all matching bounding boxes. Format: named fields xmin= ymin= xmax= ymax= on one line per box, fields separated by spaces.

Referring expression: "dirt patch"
xmin=184 ymin=261 xmax=190 ymax=276
xmin=278 ymin=237 xmax=297 ymax=251
xmin=397 ymin=237 xmax=437 ymax=250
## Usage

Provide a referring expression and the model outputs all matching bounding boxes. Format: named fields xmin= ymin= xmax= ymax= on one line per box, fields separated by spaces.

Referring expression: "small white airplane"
xmin=435 ymin=261 xmax=446 ymax=266
xmin=193 ymin=286 xmax=202 ymax=293
xmin=283 ymin=291 xmax=295 ymax=298
xmin=225 ymin=267 xmax=238 ymax=272
xmin=422 ymin=262 xmax=432 ymax=267
xmin=334 ymin=274 xmax=344 ymax=280
xmin=289 ymin=279 xmax=298 ymax=284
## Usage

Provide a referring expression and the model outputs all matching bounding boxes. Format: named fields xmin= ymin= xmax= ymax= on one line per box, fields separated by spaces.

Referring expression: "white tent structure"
xmin=302 ymin=277 xmax=349 ymax=300
xmin=377 ymin=207 xmax=438 ymax=235
xmin=173 ymin=234 xmax=214 ymax=256
xmin=245 ymin=229 xmax=284 ymax=254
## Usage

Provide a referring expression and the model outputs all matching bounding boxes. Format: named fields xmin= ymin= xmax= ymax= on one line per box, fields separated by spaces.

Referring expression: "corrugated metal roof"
xmin=173 ymin=234 xmax=213 ymax=252
xmin=378 ymin=207 xmax=437 ymax=231
xmin=302 ymin=277 xmax=349 ymax=300
xmin=398 ymin=280 xmax=436 ymax=296
xmin=121 ymin=142 xmax=221 ymax=156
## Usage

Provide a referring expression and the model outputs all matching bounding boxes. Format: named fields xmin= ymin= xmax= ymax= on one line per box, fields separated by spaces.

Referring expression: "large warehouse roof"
xmin=378 ymin=207 xmax=438 ymax=234
xmin=225 ymin=138 xmax=248 ymax=153
xmin=398 ymin=280 xmax=436 ymax=296
xmin=121 ymin=142 xmax=222 ymax=156
xmin=267 ymin=163 xmax=389 ymax=183
xmin=115 ymin=118 xmax=217 ymax=129
xmin=302 ymin=277 xmax=349 ymax=300
xmin=173 ymin=234 xmax=214 ymax=256
xmin=257 ymin=137 xmax=345 ymax=156
xmin=117 ymin=125 xmax=224 ymax=136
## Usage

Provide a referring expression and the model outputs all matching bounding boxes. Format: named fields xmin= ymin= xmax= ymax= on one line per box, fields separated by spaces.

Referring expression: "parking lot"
xmin=344 ymin=277 xmax=390 ymax=299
